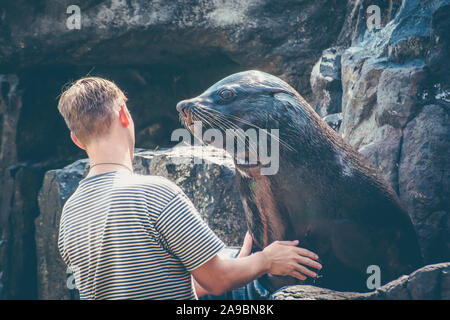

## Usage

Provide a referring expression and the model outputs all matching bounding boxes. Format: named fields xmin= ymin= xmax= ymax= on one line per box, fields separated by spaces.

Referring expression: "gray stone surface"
xmin=36 ymin=159 xmax=88 ymax=300
xmin=0 ymin=75 xmax=44 ymax=299
xmin=399 ymin=104 xmax=450 ymax=263
xmin=272 ymin=262 xmax=450 ymax=300
xmin=310 ymin=0 xmax=450 ymax=264
xmin=310 ymin=47 xmax=343 ymax=117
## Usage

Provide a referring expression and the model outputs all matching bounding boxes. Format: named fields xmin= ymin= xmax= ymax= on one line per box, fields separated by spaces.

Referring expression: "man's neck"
xmin=86 ymin=139 xmax=134 ymax=178
xmin=87 ymin=164 xmax=132 ymax=178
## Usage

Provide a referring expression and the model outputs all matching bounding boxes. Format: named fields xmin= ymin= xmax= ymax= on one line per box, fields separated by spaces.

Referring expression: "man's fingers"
xmin=277 ymin=240 xmax=299 ymax=246
xmin=293 ymin=263 xmax=317 ymax=278
xmin=277 ymin=241 xmax=319 ymax=260
xmin=294 ymin=247 xmax=319 ymax=260
xmin=290 ymin=270 xmax=307 ymax=281
xmin=296 ymin=256 xmax=322 ymax=270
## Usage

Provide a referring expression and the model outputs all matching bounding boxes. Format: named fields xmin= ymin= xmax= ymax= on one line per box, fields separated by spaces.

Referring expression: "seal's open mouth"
xmin=178 ymin=107 xmax=217 ymax=145
xmin=179 ymin=106 xmax=194 ymax=128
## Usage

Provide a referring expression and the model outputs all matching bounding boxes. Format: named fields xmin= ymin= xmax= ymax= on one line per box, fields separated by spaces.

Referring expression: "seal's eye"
xmin=218 ymin=89 xmax=235 ymax=100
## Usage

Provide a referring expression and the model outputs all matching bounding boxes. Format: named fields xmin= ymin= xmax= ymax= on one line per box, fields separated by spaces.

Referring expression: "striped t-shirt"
xmin=58 ymin=170 xmax=225 ymax=300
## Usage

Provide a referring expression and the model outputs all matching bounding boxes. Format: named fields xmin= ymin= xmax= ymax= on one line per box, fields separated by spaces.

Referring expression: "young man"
xmin=57 ymin=77 xmax=322 ymax=300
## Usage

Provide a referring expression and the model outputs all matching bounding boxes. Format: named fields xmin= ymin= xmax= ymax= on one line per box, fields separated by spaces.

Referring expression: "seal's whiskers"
xmin=200 ymin=108 xmax=259 ymax=158
xmin=201 ymin=106 xmax=294 ymax=151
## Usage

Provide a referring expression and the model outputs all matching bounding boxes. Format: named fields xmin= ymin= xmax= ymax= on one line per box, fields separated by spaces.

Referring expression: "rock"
xmin=340 ymin=55 xmax=385 ymax=149
xmin=322 ymin=113 xmax=343 ymax=132
xmin=377 ymin=275 xmax=410 ymax=300
xmin=442 ymin=268 xmax=450 ymax=300
xmin=310 ymin=47 xmax=343 ymax=117
xmin=406 ymin=264 xmax=443 ymax=299
xmin=0 ymin=74 xmax=22 ymax=299
xmin=427 ymin=2 xmax=450 ymax=90
xmin=316 ymin=0 xmax=450 ymax=264
xmin=36 ymin=145 xmax=246 ymax=299
xmin=335 ymin=0 xmax=403 ymax=47
xmin=398 ymin=104 xmax=450 ymax=264
xmin=271 ymin=285 xmax=372 ymax=300
xmin=0 ymin=75 xmax=45 ymax=299
xmin=36 ymin=159 xmax=88 ymax=300
xmin=358 ymin=125 xmax=402 ymax=192
xmin=0 ymin=162 xmax=45 ymax=300
xmin=271 ymin=262 xmax=450 ymax=300
xmin=375 ymin=62 xmax=427 ymax=129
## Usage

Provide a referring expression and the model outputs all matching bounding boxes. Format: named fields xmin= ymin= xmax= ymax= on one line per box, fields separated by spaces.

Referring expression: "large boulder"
xmin=399 ymin=104 xmax=450 ymax=265
xmin=36 ymin=159 xmax=88 ymax=300
xmin=35 ymin=145 xmax=246 ymax=299
xmin=271 ymin=262 xmax=450 ymax=300
xmin=310 ymin=0 xmax=450 ymax=264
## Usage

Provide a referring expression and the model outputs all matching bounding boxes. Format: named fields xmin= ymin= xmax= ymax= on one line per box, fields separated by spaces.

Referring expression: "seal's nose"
xmin=176 ymin=100 xmax=191 ymax=117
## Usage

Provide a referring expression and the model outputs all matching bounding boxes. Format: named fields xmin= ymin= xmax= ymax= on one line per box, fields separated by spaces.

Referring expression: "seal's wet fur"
xmin=177 ymin=70 xmax=423 ymax=292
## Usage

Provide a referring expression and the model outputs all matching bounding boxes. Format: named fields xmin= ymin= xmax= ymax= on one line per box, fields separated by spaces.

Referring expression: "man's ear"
xmin=70 ymin=132 xmax=86 ymax=150
xmin=119 ymin=105 xmax=130 ymax=127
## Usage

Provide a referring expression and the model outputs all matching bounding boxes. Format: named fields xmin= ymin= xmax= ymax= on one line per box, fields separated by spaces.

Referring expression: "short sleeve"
xmin=155 ymin=191 xmax=225 ymax=271
xmin=58 ymin=212 xmax=70 ymax=266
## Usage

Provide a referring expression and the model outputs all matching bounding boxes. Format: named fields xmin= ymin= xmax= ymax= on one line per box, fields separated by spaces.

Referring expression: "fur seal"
xmin=176 ymin=70 xmax=423 ymax=292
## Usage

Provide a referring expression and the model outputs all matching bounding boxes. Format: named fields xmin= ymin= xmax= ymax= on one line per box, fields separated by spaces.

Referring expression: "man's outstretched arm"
xmin=191 ymin=234 xmax=322 ymax=296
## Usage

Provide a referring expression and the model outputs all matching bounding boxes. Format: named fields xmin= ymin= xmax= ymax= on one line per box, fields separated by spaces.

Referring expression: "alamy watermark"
xmin=366 ymin=265 xmax=381 ymax=289
xmin=66 ymin=5 xmax=81 ymax=30
xmin=366 ymin=5 xmax=382 ymax=31
xmin=66 ymin=4 xmax=383 ymax=32
xmin=66 ymin=265 xmax=80 ymax=290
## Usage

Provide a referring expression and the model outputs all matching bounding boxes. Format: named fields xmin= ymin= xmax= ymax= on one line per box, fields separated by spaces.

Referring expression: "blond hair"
xmin=57 ymin=77 xmax=127 ymax=144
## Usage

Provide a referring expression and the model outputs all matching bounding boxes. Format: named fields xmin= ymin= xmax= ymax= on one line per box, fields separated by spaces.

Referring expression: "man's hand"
xmin=238 ymin=231 xmax=322 ymax=280
xmin=262 ymin=240 xmax=322 ymax=280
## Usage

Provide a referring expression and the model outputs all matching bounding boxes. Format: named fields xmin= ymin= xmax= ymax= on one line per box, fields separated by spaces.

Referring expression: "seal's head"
xmin=176 ymin=70 xmax=315 ymax=157
xmin=177 ymin=70 xmax=296 ymax=129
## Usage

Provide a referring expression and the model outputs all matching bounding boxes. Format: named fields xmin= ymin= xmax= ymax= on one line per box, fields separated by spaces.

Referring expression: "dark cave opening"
xmin=16 ymin=51 xmax=241 ymax=166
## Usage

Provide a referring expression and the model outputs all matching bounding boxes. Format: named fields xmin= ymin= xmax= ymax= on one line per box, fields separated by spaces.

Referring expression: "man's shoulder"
xmin=63 ymin=174 xmax=182 ymax=210
xmin=129 ymin=174 xmax=183 ymax=197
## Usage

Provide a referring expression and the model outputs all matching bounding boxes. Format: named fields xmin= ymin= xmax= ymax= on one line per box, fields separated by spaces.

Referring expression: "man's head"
xmin=57 ymin=77 xmax=135 ymax=155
